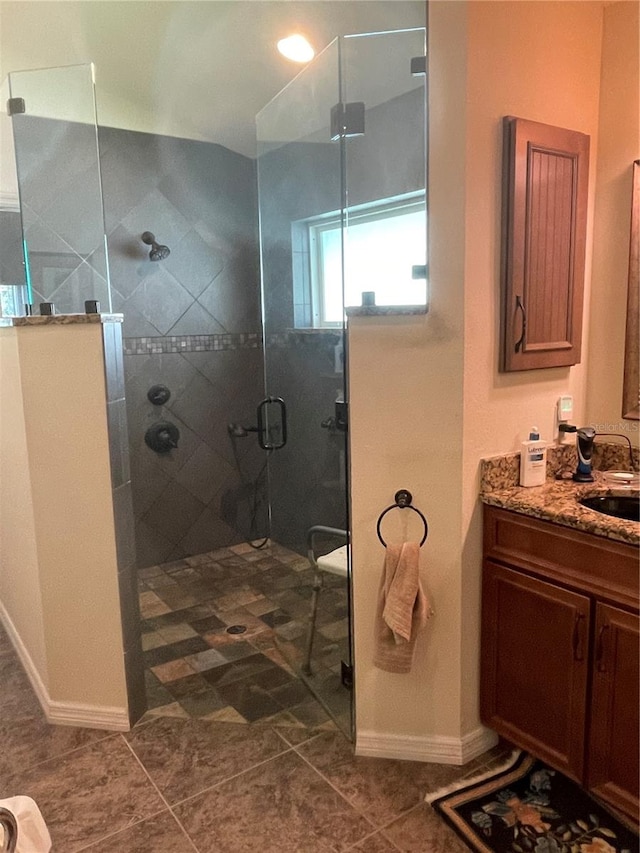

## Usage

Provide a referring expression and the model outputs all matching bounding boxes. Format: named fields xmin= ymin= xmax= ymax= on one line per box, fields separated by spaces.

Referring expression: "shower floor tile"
xmin=138 ymin=540 xmax=351 ymax=730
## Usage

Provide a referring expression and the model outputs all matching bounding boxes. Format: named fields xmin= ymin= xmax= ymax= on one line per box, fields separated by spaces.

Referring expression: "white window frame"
xmin=304 ymin=191 xmax=426 ymax=329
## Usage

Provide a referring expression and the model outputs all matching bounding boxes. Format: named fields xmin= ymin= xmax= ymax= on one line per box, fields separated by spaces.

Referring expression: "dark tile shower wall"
xmin=97 ymin=128 xmax=266 ymax=568
xmin=0 ymin=210 xmax=26 ymax=287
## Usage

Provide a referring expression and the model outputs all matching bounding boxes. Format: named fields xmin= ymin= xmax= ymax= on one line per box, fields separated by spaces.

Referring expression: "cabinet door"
xmin=481 ymin=561 xmax=590 ymax=781
xmin=588 ymin=604 xmax=639 ymax=819
xmin=501 ymin=117 xmax=590 ymax=371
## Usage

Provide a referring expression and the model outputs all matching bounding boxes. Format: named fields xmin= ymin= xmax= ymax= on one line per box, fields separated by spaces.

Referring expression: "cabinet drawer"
xmin=484 ymin=507 xmax=639 ymax=610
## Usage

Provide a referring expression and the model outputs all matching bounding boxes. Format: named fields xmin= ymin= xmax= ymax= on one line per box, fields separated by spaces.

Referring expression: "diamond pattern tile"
xmin=121 ymin=188 xmax=191 ymax=249
xmin=126 ymin=267 xmax=193 ymax=335
xmin=164 ymin=228 xmax=225 ymax=298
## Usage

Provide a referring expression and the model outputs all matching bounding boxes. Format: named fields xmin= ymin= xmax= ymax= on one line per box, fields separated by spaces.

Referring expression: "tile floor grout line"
xmin=291 ymin=744 xmax=380 ymax=834
xmin=118 ymin=732 xmax=203 ymax=853
xmin=3 ymin=727 xmax=121 ymax=777
xmin=71 ymin=802 xmax=170 ymax=853
xmin=352 ymin=802 xmax=426 ymax=853
xmin=342 ymin=821 xmax=406 ymax=853
xmin=165 ymin=739 xmax=299 ymax=811
xmin=273 ymin=727 xmax=325 ymax=750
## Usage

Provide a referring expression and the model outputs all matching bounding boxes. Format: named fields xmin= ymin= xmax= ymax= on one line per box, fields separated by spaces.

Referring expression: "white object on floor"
xmin=0 ymin=797 xmax=52 ymax=853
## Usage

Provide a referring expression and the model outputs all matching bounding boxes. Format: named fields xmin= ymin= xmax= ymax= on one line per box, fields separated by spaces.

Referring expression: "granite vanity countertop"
xmin=480 ymin=473 xmax=639 ymax=546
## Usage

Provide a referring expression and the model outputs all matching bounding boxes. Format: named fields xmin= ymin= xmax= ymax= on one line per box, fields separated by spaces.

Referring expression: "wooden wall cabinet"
xmin=481 ymin=507 xmax=639 ymax=820
xmin=501 ymin=117 xmax=590 ymax=371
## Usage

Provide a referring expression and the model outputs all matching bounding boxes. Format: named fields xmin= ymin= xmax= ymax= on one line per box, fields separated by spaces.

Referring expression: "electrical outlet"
xmin=556 ymin=395 xmax=574 ymax=441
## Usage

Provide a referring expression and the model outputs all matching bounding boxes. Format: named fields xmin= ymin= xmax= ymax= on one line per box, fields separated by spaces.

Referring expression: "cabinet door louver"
xmin=501 ymin=117 xmax=590 ymax=371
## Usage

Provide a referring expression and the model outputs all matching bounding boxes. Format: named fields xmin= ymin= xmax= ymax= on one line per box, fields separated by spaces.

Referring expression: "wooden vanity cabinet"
xmin=481 ymin=507 xmax=639 ymax=820
xmin=588 ymin=603 xmax=639 ymax=818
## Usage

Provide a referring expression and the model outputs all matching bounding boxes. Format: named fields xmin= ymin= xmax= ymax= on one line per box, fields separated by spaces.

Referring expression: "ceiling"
xmin=0 ymin=1 xmax=426 ymax=157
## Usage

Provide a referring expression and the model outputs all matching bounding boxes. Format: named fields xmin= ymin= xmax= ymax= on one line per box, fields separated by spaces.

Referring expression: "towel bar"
xmin=376 ymin=489 xmax=428 ymax=547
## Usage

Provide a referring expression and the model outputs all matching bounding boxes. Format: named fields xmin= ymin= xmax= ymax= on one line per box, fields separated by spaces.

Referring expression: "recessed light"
xmin=277 ymin=34 xmax=315 ymax=63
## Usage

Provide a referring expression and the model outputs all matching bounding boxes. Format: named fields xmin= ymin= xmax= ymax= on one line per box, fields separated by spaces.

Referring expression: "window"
xmin=294 ymin=192 xmax=427 ymax=328
xmin=0 ymin=285 xmax=22 ymax=317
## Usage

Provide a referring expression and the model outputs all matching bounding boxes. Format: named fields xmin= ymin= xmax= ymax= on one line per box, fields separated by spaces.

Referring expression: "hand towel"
xmin=373 ymin=541 xmax=432 ymax=674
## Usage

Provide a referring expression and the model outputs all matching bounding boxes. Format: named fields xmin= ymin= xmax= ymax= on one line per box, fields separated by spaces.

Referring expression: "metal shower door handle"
xmin=257 ymin=396 xmax=287 ymax=450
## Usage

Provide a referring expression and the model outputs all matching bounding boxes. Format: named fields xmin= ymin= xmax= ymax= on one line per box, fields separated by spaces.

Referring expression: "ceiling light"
xmin=277 ymin=35 xmax=315 ymax=63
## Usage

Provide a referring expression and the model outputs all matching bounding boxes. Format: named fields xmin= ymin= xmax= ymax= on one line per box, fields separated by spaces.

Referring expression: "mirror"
xmin=623 ymin=160 xmax=639 ymax=420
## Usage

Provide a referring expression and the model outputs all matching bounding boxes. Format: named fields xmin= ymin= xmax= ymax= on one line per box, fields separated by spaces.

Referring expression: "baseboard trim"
xmin=47 ymin=700 xmax=130 ymax=731
xmin=0 ymin=599 xmax=130 ymax=731
xmin=0 ymin=598 xmax=50 ymax=711
xmin=355 ymin=725 xmax=498 ymax=765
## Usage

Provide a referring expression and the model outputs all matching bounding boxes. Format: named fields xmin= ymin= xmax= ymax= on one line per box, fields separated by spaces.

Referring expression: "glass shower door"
xmin=7 ymin=63 xmax=111 ymax=315
xmin=341 ymin=27 xmax=427 ymax=311
xmin=256 ymin=39 xmax=352 ymax=736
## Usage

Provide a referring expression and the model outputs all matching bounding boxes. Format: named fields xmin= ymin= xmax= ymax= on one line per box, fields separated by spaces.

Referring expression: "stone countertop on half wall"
xmin=480 ymin=443 xmax=640 ymax=546
xmin=11 ymin=313 xmax=124 ymax=325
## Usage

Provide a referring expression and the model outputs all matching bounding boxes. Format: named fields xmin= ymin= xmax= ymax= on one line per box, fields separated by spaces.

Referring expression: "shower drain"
xmin=226 ymin=625 xmax=247 ymax=635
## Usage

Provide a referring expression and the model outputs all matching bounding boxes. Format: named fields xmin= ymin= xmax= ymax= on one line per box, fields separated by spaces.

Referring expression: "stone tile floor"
xmin=139 ymin=541 xmax=351 ymax=732
xmin=0 ymin=620 xmax=511 ymax=851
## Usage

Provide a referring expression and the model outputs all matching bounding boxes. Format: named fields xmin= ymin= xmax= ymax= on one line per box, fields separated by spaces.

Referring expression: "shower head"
xmin=141 ymin=231 xmax=170 ymax=261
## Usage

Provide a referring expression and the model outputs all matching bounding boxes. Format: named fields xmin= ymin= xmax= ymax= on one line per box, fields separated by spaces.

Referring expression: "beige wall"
xmin=587 ymin=0 xmax=640 ymax=442
xmin=350 ymin=0 xmax=468 ymax=750
xmin=0 ymin=326 xmax=48 ymax=685
xmin=352 ymin=0 xmax=608 ymax=753
xmin=0 ymin=323 xmax=128 ymax=714
xmin=461 ymin=0 xmax=604 ymax=729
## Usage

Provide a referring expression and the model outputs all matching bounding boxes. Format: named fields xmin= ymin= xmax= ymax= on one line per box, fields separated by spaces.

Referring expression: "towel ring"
xmin=376 ymin=489 xmax=428 ymax=547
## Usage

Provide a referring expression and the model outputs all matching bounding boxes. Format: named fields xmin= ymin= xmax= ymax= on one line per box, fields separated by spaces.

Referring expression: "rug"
xmin=426 ymin=751 xmax=639 ymax=853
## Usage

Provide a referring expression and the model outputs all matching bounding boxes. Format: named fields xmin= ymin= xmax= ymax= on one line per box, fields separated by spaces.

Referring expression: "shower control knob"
xmin=145 ymin=421 xmax=180 ymax=453
xmin=147 ymin=384 xmax=171 ymax=406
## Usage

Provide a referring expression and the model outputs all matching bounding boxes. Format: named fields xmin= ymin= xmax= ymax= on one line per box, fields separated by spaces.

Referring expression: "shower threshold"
xmin=137 ymin=540 xmax=351 ymax=736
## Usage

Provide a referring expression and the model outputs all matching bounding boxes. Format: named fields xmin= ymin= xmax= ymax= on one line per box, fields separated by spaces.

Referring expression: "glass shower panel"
xmin=0 ymin=77 xmax=28 ymax=315
xmin=256 ymin=39 xmax=352 ymax=736
xmin=8 ymin=63 xmax=111 ymax=314
xmin=341 ymin=28 xmax=427 ymax=309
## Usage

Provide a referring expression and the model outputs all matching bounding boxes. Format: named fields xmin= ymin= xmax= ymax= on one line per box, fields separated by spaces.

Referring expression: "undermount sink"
xmin=579 ymin=494 xmax=640 ymax=522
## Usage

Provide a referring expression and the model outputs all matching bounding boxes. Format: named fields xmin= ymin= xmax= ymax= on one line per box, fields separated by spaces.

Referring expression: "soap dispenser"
xmin=520 ymin=427 xmax=547 ymax=487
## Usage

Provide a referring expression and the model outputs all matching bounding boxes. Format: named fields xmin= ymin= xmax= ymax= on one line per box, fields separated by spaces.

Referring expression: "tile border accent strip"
xmin=123 ymin=333 xmax=261 ymax=355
